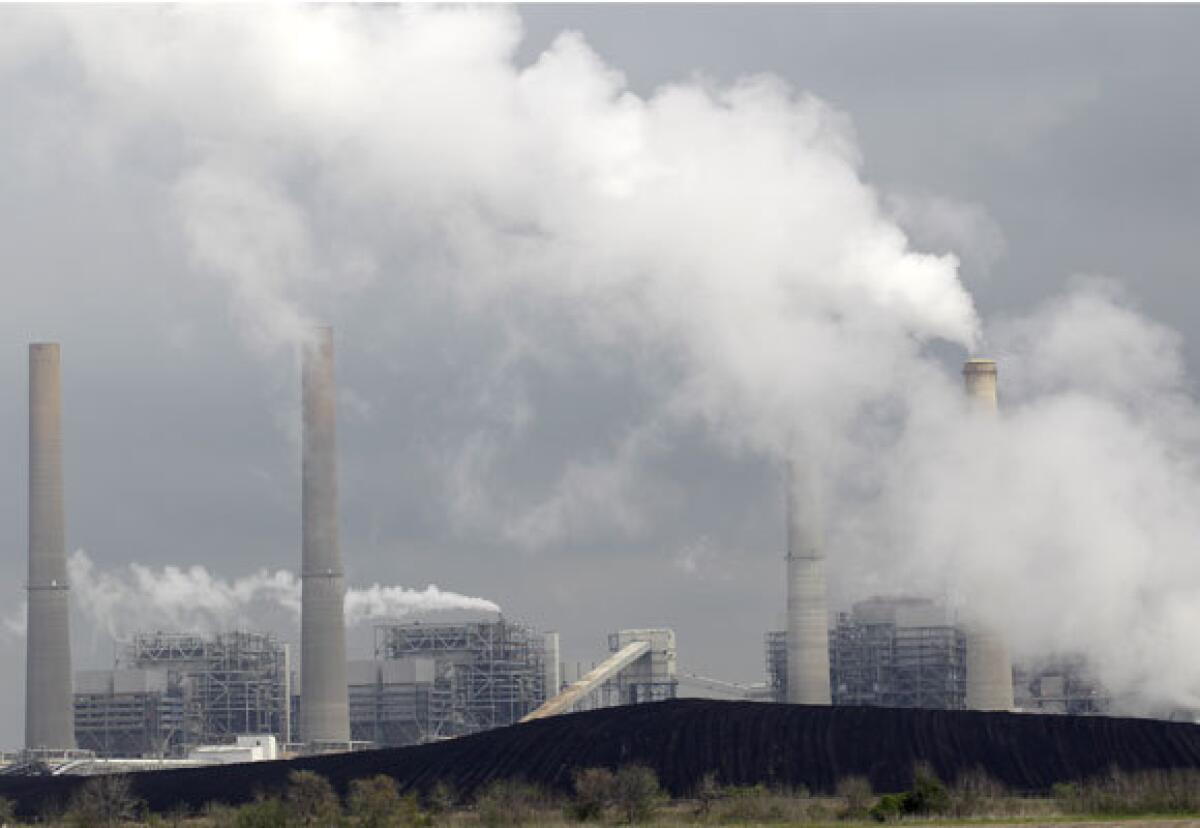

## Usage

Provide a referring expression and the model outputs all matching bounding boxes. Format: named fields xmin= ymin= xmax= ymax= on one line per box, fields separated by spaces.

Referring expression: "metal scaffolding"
xmin=767 ymin=597 xmax=967 ymax=710
xmin=374 ymin=618 xmax=546 ymax=740
xmin=124 ymin=631 xmax=290 ymax=749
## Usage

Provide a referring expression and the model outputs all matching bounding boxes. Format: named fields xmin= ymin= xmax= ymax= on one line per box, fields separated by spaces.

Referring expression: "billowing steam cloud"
xmin=6 ymin=6 xmax=1200 ymax=713
xmin=3 ymin=551 xmax=499 ymax=643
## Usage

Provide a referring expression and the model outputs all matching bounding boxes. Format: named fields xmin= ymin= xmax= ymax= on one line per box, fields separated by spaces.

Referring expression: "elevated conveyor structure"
xmin=522 ymin=641 xmax=650 ymax=721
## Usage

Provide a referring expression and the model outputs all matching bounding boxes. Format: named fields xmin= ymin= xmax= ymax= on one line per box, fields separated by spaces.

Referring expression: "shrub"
xmin=869 ymin=793 xmax=906 ymax=823
xmin=0 ymin=797 xmax=14 ymax=826
xmin=837 ymin=776 xmax=873 ymax=820
xmin=285 ymin=769 xmax=342 ymax=826
xmin=476 ymin=779 xmax=553 ymax=827
xmin=568 ymin=767 xmax=616 ymax=821
xmin=350 ymin=775 xmax=425 ymax=828
xmin=907 ymin=763 xmax=950 ymax=815
xmin=613 ymin=764 xmax=665 ymax=824
xmin=425 ymin=780 xmax=457 ymax=817
xmin=1055 ymin=768 xmax=1200 ymax=815
xmin=693 ymin=772 xmax=721 ymax=818
xmin=949 ymin=768 xmax=1007 ymax=817
xmin=234 ymin=797 xmax=288 ymax=828
xmin=66 ymin=774 xmax=144 ymax=827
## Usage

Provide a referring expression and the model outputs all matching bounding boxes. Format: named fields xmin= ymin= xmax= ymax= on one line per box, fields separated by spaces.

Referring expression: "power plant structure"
xmin=25 ymin=343 xmax=76 ymax=752
xmin=784 ymin=460 xmax=831 ymax=704
xmin=74 ymin=631 xmax=290 ymax=758
xmin=300 ymin=326 xmax=351 ymax=748
xmin=961 ymin=358 xmax=1016 ymax=712
xmin=767 ymin=596 xmax=966 ymax=709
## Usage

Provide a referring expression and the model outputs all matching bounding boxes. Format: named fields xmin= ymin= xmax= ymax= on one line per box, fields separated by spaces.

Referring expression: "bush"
xmin=568 ymin=767 xmax=616 ymax=821
xmin=613 ymin=765 xmax=665 ymax=824
xmin=424 ymin=780 xmax=457 ymax=817
xmin=476 ymin=779 xmax=553 ymax=827
xmin=285 ymin=770 xmax=343 ymax=826
xmin=350 ymin=775 xmax=424 ymax=828
xmin=234 ymin=797 xmax=288 ymax=828
xmin=907 ymin=763 xmax=950 ymax=815
xmin=869 ymin=793 xmax=906 ymax=823
xmin=868 ymin=764 xmax=951 ymax=821
xmin=949 ymin=768 xmax=1007 ymax=817
xmin=693 ymin=772 xmax=721 ymax=818
xmin=837 ymin=776 xmax=873 ymax=820
xmin=1055 ymin=768 xmax=1200 ymax=815
xmin=0 ymin=797 xmax=14 ymax=826
xmin=66 ymin=774 xmax=144 ymax=827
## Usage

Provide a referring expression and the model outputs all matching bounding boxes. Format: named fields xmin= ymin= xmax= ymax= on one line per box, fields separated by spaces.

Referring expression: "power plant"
xmin=10 ymin=341 xmax=1116 ymax=770
xmin=25 ymin=343 xmax=75 ymax=752
xmin=300 ymin=326 xmax=351 ymax=747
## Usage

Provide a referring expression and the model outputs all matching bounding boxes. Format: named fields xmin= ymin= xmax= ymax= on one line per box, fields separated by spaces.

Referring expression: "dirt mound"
xmin=5 ymin=699 xmax=1200 ymax=815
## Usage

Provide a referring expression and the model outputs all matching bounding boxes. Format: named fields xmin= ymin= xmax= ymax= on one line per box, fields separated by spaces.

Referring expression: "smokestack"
xmin=962 ymin=358 xmax=1015 ymax=712
xmin=26 ymin=343 xmax=75 ymax=751
xmin=301 ymin=326 xmax=350 ymax=745
xmin=785 ymin=459 xmax=831 ymax=704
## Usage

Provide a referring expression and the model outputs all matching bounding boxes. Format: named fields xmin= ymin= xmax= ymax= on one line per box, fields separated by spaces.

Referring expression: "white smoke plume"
xmin=5 ymin=6 xmax=1200 ymax=712
xmin=59 ymin=550 xmax=498 ymax=642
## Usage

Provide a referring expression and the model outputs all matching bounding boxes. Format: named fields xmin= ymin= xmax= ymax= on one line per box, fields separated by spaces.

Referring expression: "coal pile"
xmin=5 ymin=699 xmax=1200 ymax=816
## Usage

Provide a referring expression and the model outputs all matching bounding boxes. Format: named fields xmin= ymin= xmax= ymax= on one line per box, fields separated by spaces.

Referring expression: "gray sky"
xmin=2 ymin=5 xmax=1200 ymax=748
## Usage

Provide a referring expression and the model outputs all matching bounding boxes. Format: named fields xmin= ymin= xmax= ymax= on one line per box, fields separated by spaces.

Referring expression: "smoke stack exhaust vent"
xmin=301 ymin=326 xmax=350 ymax=745
xmin=785 ymin=459 xmax=831 ymax=705
xmin=962 ymin=357 xmax=1015 ymax=712
xmin=26 ymin=343 xmax=75 ymax=750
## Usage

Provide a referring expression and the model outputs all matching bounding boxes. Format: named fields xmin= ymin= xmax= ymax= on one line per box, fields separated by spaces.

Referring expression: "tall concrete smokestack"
xmin=962 ymin=358 xmax=1014 ymax=711
xmin=301 ymin=326 xmax=350 ymax=745
xmin=785 ymin=459 xmax=831 ymax=704
xmin=26 ymin=343 xmax=75 ymax=750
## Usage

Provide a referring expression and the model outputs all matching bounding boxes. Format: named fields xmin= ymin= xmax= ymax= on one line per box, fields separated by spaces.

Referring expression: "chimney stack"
xmin=26 ymin=343 xmax=75 ymax=750
xmin=301 ymin=326 xmax=350 ymax=745
xmin=962 ymin=358 xmax=1014 ymax=711
xmin=785 ymin=459 xmax=831 ymax=704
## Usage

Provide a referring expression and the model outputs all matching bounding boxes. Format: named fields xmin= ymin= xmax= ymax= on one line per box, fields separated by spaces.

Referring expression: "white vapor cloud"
xmin=5 ymin=4 xmax=1200 ymax=716
xmin=54 ymin=550 xmax=498 ymax=643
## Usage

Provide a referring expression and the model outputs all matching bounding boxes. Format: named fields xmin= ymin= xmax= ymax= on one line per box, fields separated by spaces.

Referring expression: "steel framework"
xmin=375 ymin=618 xmax=546 ymax=739
xmin=126 ymin=631 xmax=290 ymax=748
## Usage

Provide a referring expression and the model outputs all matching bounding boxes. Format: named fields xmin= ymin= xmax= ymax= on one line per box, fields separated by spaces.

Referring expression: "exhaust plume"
xmin=6 ymin=6 xmax=1200 ymax=713
xmin=40 ymin=550 xmax=500 ymax=642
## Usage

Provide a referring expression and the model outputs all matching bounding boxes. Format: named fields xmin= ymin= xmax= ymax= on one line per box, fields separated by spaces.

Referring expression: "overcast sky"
xmin=2 ymin=5 xmax=1200 ymax=748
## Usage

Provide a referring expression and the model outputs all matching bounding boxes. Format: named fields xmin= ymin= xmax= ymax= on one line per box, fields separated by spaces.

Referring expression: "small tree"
xmin=0 ymin=797 xmax=15 ymax=826
xmin=613 ymin=765 xmax=665 ymax=824
xmin=66 ymin=774 xmax=143 ymax=827
xmin=694 ymin=772 xmax=721 ymax=818
xmin=424 ymin=781 xmax=456 ymax=822
xmin=568 ymin=767 xmax=616 ymax=821
xmin=837 ymin=776 xmax=873 ymax=820
xmin=476 ymin=779 xmax=550 ymax=827
xmin=350 ymin=775 xmax=422 ymax=828
xmin=286 ymin=770 xmax=342 ymax=826
xmin=234 ymin=797 xmax=288 ymax=828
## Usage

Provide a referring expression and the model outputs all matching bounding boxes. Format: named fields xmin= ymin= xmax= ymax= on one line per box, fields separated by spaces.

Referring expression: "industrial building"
xmin=359 ymin=617 xmax=551 ymax=744
xmin=74 ymin=631 xmax=290 ymax=758
xmin=523 ymin=628 xmax=678 ymax=720
xmin=767 ymin=596 xmax=966 ymax=709
xmin=1013 ymin=655 xmax=1110 ymax=715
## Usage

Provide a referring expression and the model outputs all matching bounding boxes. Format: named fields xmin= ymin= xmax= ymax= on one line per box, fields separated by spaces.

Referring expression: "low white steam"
xmin=57 ymin=550 xmax=498 ymax=642
xmin=5 ymin=5 xmax=1200 ymax=713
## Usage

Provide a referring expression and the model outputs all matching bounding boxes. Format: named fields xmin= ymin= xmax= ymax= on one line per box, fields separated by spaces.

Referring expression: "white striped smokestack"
xmin=962 ymin=358 xmax=1015 ymax=711
xmin=785 ymin=458 xmax=831 ymax=704
xmin=301 ymin=326 xmax=350 ymax=745
xmin=26 ymin=343 xmax=75 ymax=750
